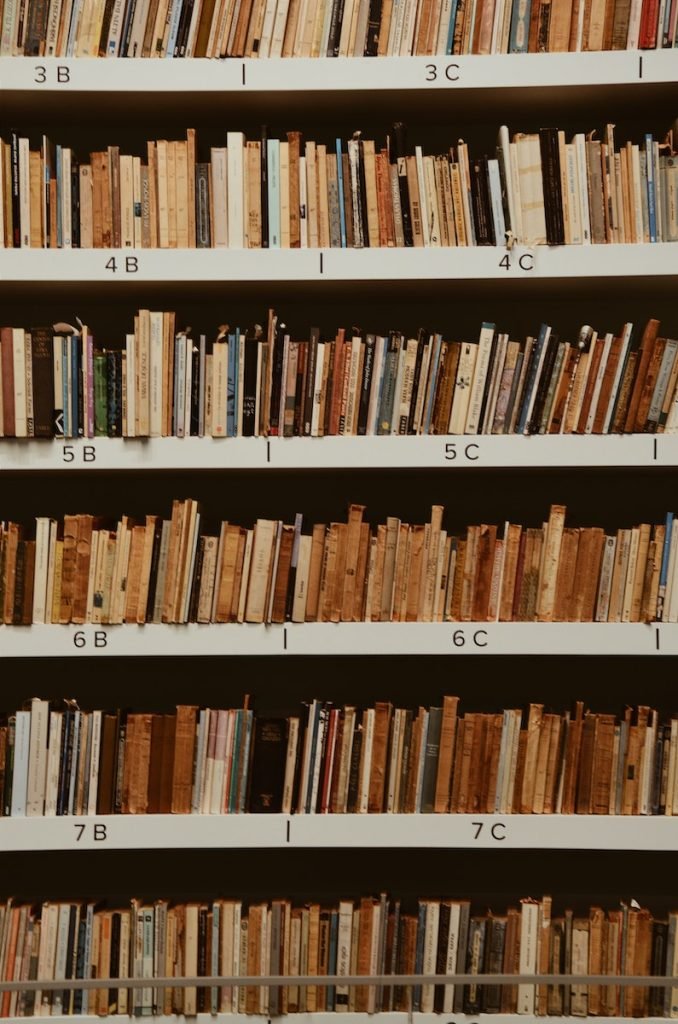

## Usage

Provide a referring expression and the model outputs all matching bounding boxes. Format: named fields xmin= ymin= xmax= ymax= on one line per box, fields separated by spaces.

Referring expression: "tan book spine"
xmin=316 ymin=143 xmax=330 ymax=249
xmin=361 ymin=140 xmax=380 ymax=248
xmin=304 ymin=524 xmax=326 ymax=621
xmin=519 ymin=703 xmax=543 ymax=813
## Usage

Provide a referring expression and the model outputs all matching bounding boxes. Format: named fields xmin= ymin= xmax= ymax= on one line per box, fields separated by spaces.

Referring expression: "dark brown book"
xmin=106 ymin=146 xmax=121 ymax=249
xmin=591 ymin=713 xmax=616 ymax=814
xmin=20 ymin=540 xmax=35 ymax=625
xmin=576 ymin=712 xmax=598 ymax=813
xmin=432 ymin=341 xmax=461 ymax=435
xmin=575 ymin=336 xmax=605 ymax=432
xmin=12 ymin=539 xmax=26 ymax=626
xmin=368 ymin=701 xmax=392 ymax=813
xmin=592 ymin=336 xmax=624 ymax=433
xmin=1 ymin=328 xmax=15 ymax=437
xmin=193 ymin=0 xmax=218 ymax=55
xmin=72 ymin=514 xmax=94 ymax=624
xmin=171 ymin=704 xmax=198 ymax=814
xmin=146 ymin=714 xmax=166 ymax=814
xmin=612 ymin=349 xmax=639 ymax=432
xmin=270 ymin=525 xmax=295 ymax=624
xmin=122 ymin=713 xmax=153 ymax=814
xmin=472 ymin=524 xmax=497 ymax=620
xmin=58 ymin=514 xmax=79 ymax=624
xmin=624 ymin=319 xmax=661 ymax=432
xmin=158 ymin=713 xmax=176 ymax=813
xmin=97 ymin=713 xmax=119 ymax=814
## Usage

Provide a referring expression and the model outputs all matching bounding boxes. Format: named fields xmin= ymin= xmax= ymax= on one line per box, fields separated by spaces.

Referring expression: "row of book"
xmin=3 ymin=501 xmax=678 ymax=626
xmin=2 ymin=122 xmax=677 ymax=251
xmin=2 ymin=697 xmax=675 ymax=818
xmin=0 ymin=894 xmax=674 ymax=1019
xmin=1 ymin=315 xmax=676 ymax=439
xmin=3 ymin=0 xmax=677 ymax=60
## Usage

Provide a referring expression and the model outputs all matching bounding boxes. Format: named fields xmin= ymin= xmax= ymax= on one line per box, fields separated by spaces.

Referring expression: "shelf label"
xmin=105 ymin=255 xmax=139 ymax=274
xmin=444 ymin=442 xmax=480 ymax=462
xmin=424 ymin=62 xmax=461 ymax=82
xmin=73 ymin=822 xmax=108 ymax=842
xmin=452 ymin=628 xmax=489 ymax=649
xmin=62 ymin=443 xmax=97 ymax=464
xmin=73 ymin=629 xmax=108 ymax=650
xmin=33 ymin=64 xmax=71 ymax=84
xmin=472 ymin=820 xmax=507 ymax=841
xmin=498 ymin=251 xmax=534 ymax=273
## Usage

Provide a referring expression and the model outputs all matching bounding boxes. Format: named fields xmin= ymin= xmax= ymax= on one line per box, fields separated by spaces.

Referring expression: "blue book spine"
xmin=658 ymin=512 xmax=674 ymax=619
xmin=228 ymin=712 xmax=243 ymax=813
xmin=62 ymin=337 xmax=70 ymax=438
xmin=166 ymin=0 xmax=183 ymax=57
xmin=516 ymin=323 xmax=548 ymax=434
xmin=645 ymin=134 xmax=657 ymax=243
xmin=304 ymin=702 xmax=322 ymax=813
xmin=508 ymin=0 xmax=532 ymax=51
xmin=224 ymin=335 xmax=233 ymax=437
xmin=336 ymin=139 xmax=347 ymax=248
xmin=210 ymin=903 xmax=220 ymax=1013
xmin=446 ymin=0 xmax=459 ymax=51
xmin=327 ymin=910 xmax=339 ymax=1010
xmin=267 ymin=139 xmax=281 ymax=248
xmin=413 ymin=902 xmax=427 ymax=1011
xmin=422 ymin=334 xmax=443 ymax=434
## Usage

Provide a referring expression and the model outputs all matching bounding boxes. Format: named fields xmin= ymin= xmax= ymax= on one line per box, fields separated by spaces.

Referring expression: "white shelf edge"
xmin=0 ymin=622 xmax=669 ymax=657
xmin=0 ymin=51 xmax=675 ymax=93
xmin=40 ymin=1016 xmax=677 ymax=1024
xmin=0 ymin=245 xmax=674 ymax=283
xmin=1 ymin=814 xmax=677 ymax=851
xmin=0 ymin=435 xmax=675 ymax=471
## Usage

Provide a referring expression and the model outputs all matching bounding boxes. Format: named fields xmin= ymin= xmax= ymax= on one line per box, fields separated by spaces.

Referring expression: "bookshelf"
xmin=2 ymin=814 xmax=678 ymax=852
xmin=1 ymin=10 xmax=678 ymax=1018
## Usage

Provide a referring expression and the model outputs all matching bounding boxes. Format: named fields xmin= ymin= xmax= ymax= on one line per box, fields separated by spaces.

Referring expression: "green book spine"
xmin=94 ymin=354 xmax=108 ymax=437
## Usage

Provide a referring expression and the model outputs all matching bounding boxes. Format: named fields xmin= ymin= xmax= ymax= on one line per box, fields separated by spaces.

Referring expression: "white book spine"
xmin=85 ymin=710 xmax=102 ymax=816
xmin=125 ymin=333 xmax=136 ymax=437
xmin=465 ymin=322 xmax=495 ymax=433
xmin=19 ymin=137 xmax=30 ymax=247
xmin=11 ymin=711 xmax=31 ymax=817
xmin=226 ymin=133 xmax=245 ymax=248
xmin=32 ymin=518 xmax=50 ymax=624
xmin=574 ymin=134 xmax=591 ymax=243
xmin=26 ymin=698 xmax=49 ymax=816
xmin=585 ymin=332 xmax=613 ymax=433
xmin=43 ymin=712 xmax=62 ymax=816
xmin=518 ymin=900 xmax=539 ymax=1013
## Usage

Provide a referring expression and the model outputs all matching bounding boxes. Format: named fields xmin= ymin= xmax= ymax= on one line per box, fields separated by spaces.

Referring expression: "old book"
xmin=248 ymin=717 xmax=287 ymax=812
xmin=171 ymin=705 xmax=198 ymax=814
